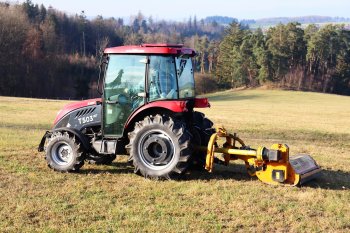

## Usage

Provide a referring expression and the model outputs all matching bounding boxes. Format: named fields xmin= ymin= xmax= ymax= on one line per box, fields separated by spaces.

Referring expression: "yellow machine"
xmin=205 ymin=127 xmax=321 ymax=185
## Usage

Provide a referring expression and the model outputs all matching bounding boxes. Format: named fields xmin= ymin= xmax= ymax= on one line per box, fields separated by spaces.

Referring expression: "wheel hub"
xmin=142 ymin=135 xmax=171 ymax=165
xmin=51 ymin=142 xmax=73 ymax=166
xmin=59 ymin=147 xmax=70 ymax=159
xmin=138 ymin=130 xmax=175 ymax=169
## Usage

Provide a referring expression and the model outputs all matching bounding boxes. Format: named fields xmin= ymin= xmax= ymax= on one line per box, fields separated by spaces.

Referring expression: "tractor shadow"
xmin=80 ymin=161 xmax=252 ymax=181
xmin=79 ymin=161 xmax=350 ymax=191
xmin=79 ymin=162 xmax=134 ymax=175
xmin=184 ymin=163 xmax=254 ymax=182
xmin=185 ymin=164 xmax=350 ymax=190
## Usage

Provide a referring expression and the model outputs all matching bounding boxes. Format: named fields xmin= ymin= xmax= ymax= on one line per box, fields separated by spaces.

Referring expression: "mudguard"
xmin=38 ymin=127 xmax=92 ymax=152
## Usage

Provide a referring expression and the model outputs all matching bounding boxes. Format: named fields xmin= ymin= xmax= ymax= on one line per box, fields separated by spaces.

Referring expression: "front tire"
xmin=126 ymin=115 xmax=192 ymax=179
xmin=45 ymin=131 xmax=85 ymax=172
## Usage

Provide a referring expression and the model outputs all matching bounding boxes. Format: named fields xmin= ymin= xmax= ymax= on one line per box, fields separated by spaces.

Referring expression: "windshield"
xmin=175 ymin=57 xmax=195 ymax=98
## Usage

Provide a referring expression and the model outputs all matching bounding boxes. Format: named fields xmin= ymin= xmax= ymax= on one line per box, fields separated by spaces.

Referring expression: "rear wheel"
xmin=191 ymin=111 xmax=216 ymax=168
xmin=126 ymin=114 xmax=192 ymax=179
xmin=45 ymin=131 xmax=85 ymax=172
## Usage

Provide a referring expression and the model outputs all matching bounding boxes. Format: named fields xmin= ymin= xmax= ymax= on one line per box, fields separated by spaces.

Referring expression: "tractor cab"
xmin=101 ymin=44 xmax=197 ymax=137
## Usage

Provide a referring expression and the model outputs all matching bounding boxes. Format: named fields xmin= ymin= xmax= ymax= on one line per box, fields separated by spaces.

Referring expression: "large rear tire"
xmin=191 ymin=111 xmax=216 ymax=168
xmin=45 ymin=131 xmax=85 ymax=172
xmin=126 ymin=115 xmax=192 ymax=179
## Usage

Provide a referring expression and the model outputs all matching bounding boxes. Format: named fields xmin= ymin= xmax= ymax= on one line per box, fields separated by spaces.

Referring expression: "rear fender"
xmin=194 ymin=98 xmax=210 ymax=108
xmin=123 ymin=107 xmax=178 ymax=137
xmin=123 ymin=98 xmax=211 ymax=136
xmin=124 ymin=100 xmax=187 ymax=129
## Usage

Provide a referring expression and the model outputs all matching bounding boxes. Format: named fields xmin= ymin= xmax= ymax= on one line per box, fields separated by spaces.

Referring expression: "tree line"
xmin=213 ymin=22 xmax=350 ymax=95
xmin=0 ymin=1 xmax=350 ymax=98
xmin=0 ymin=1 xmax=223 ymax=99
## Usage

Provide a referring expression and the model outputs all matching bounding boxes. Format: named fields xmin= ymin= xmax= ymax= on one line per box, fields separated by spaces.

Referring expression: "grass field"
xmin=0 ymin=89 xmax=349 ymax=232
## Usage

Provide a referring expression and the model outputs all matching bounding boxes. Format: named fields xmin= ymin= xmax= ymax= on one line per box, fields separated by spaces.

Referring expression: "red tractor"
xmin=38 ymin=44 xmax=214 ymax=179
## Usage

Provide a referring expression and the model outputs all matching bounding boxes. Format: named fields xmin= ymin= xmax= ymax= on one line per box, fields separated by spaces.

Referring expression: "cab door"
xmin=103 ymin=55 xmax=147 ymax=136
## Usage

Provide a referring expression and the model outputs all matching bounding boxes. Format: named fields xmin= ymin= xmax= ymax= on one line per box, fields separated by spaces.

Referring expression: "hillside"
xmin=205 ymin=15 xmax=350 ymax=28
xmin=250 ymin=16 xmax=350 ymax=29
xmin=0 ymin=89 xmax=349 ymax=231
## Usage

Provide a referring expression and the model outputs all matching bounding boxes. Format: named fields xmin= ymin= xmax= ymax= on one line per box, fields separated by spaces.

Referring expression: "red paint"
xmin=194 ymin=98 xmax=211 ymax=108
xmin=53 ymin=98 xmax=101 ymax=125
xmin=54 ymin=97 xmax=210 ymax=130
xmin=104 ymin=44 xmax=196 ymax=56
xmin=124 ymin=100 xmax=188 ymax=128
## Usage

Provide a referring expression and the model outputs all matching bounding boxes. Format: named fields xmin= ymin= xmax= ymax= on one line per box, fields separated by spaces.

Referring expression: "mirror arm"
xmin=97 ymin=64 xmax=103 ymax=95
xmin=97 ymin=55 xmax=109 ymax=96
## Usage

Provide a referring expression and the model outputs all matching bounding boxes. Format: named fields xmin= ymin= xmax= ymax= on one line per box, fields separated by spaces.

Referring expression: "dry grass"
xmin=0 ymin=90 xmax=349 ymax=232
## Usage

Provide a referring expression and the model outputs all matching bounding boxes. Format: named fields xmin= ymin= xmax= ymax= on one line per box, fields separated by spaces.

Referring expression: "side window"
xmin=103 ymin=55 xmax=146 ymax=136
xmin=148 ymin=56 xmax=178 ymax=101
xmin=104 ymin=55 xmax=146 ymax=109
xmin=176 ymin=58 xmax=195 ymax=98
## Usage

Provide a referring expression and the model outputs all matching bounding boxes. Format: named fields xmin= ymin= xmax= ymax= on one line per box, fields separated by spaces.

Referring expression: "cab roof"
xmin=104 ymin=44 xmax=196 ymax=56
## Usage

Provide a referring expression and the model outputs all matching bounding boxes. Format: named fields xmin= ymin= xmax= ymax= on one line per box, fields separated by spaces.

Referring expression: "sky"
xmin=16 ymin=0 xmax=350 ymax=21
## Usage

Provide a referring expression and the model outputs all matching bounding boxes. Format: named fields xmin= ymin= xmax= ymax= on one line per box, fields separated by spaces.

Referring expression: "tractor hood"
xmin=54 ymin=98 xmax=101 ymax=125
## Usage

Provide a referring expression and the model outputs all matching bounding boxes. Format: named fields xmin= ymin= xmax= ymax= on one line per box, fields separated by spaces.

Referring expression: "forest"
xmin=216 ymin=23 xmax=350 ymax=95
xmin=0 ymin=1 xmax=350 ymax=98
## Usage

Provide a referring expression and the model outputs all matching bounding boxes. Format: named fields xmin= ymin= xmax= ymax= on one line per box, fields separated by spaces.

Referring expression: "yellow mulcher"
xmin=205 ymin=127 xmax=321 ymax=186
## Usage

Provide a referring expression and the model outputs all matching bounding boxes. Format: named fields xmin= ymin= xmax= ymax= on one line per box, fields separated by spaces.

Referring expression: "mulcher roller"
xmin=205 ymin=127 xmax=321 ymax=186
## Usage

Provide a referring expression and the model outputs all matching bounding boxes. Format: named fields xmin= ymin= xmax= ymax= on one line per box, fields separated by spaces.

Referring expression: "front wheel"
xmin=45 ymin=131 xmax=85 ymax=172
xmin=126 ymin=115 xmax=192 ymax=179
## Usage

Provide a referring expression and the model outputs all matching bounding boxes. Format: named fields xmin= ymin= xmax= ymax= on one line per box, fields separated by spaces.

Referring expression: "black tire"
xmin=86 ymin=154 xmax=116 ymax=165
xmin=126 ymin=114 xmax=192 ymax=179
xmin=45 ymin=131 xmax=85 ymax=172
xmin=191 ymin=111 xmax=216 ymax=168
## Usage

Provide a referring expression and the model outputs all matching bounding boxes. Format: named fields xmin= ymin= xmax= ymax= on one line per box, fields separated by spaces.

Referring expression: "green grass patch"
xmin=0 ymin=90 xmax=349 ymax=232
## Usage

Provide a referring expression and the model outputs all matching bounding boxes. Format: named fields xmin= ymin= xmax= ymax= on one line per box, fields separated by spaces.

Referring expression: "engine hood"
xmin=53 ymin=98 xmax=101 ymax=125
